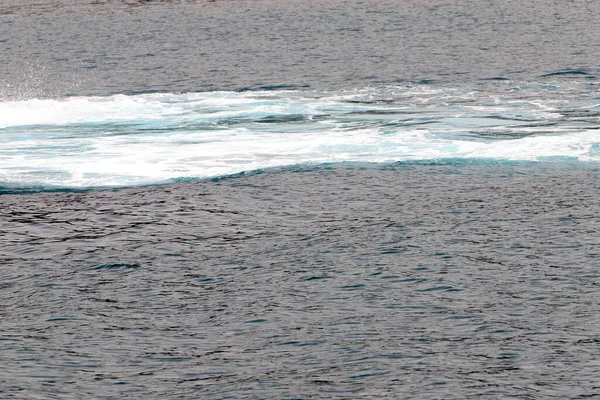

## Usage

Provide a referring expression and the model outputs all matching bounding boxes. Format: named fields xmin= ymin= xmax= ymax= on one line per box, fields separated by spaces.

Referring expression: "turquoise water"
xmin=2 ymin=0 xmax=600 ymax=190
xmin=1 ymin=0 xmax=599 ymax=189
xmin=1 ymin=82 xmax=599 ymax=189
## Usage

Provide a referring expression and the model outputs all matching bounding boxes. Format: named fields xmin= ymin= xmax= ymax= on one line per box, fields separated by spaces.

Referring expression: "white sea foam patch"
xmin=0 ymin=87 xmax=599 ymax=188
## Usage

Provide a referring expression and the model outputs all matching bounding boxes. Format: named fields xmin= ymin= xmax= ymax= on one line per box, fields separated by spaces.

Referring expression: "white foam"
xmin=1 ymin=88 xmax=599 ymax=188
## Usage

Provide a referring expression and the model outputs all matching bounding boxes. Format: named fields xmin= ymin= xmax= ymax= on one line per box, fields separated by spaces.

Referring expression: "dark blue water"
xmin=1 ymin=1 xmax=600 ymax=398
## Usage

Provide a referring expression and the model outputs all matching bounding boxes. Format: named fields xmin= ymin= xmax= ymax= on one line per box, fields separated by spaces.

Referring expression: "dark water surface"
xmin=1 ymin=163 xmax=600 ymax=398
xmin=2 ymin=0 xmax=600 ymax=398
xmin=1 ymin=0 xmax=599 ymax=98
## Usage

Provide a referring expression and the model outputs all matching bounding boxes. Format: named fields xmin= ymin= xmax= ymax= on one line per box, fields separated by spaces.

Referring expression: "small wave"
xmin=539 ymin=69 xmax=592 ymax=78
xmin=88 ymin=263 xmax=141 ymax=271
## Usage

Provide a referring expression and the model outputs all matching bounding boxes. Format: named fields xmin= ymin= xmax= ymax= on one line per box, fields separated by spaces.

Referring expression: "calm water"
xmin=1 ymin=0 xmax=600 ymax=398
xmin=1 ymin=0 xmax=600 ymax=97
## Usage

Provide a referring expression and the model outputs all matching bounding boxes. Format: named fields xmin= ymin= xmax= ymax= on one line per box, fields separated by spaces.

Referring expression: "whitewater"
xmin=1 ymin=82 xmax=599 ymax=189
xmin=3 ymin=0 xmax=600 ymax=398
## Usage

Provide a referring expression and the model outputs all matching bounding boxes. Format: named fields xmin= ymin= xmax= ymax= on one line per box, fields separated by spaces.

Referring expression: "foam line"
xmin=1 ymin=85 xmax=599 ymax=188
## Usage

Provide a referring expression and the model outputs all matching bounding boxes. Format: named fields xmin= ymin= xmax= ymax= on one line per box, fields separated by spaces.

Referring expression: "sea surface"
xmin=1 ymin=0 xmax=600 ymax=398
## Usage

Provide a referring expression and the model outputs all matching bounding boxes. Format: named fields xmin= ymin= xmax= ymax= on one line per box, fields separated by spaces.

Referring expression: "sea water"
xmin=1 ymin=0 xmax=599 ymax=398
xmin=1 ymin=83 xmax=600 ymax=190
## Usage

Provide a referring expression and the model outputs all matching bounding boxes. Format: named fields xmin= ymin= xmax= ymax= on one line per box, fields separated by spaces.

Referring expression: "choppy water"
xmin=1 ymin=82 xmax=600 ymax=189
xmin=2 ymin=163 xmax=600 ymax=398
xmin=1 ymin=0 xmax=600 ymax=398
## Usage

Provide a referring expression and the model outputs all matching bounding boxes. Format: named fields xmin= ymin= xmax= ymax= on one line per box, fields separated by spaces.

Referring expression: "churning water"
xmin=1 ymin=0 xmax=600 ymax=398
xmin=1 ymin=82 xmax=600 ymax=189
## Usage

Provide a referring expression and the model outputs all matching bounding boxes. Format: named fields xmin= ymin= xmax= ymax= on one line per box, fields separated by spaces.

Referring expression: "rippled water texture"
xmin=1 ymin=0 xmax=600 ymax=98
xmin=1 ymin=0 xmax=600 ymax=399
xmin=1 ymin=163 xmax=600 ymax=398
